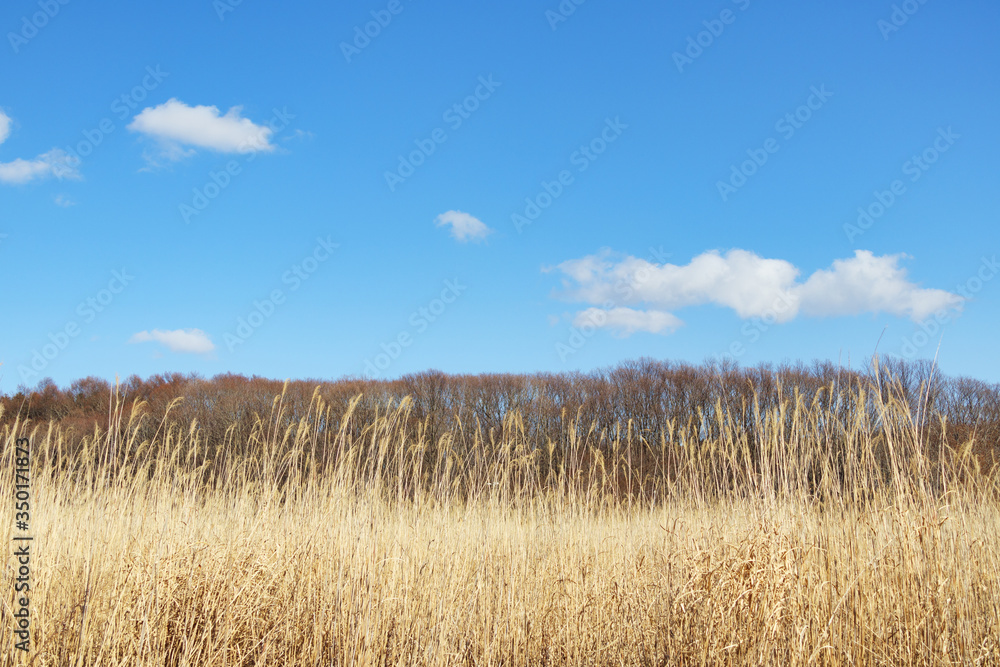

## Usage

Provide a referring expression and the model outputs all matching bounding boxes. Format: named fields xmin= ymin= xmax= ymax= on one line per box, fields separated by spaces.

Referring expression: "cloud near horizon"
xmin=128 ymin=99 xmax=275 ymax=163
xmin=573 ymin=306 xmax=685 ymax=336
xmin=129 ymin=328 xmax=216 ymax=354
xmin=435 ymin=210 xmax=493 ymax=242
xmin=551 ymin=248 xmax=963 ymax=335
xmin=0 ymin=109 xmax=80 ymax=185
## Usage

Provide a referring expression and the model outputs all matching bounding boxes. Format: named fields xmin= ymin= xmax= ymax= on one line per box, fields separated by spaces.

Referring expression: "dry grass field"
xmin=2 ymin=377 xmax=1000 ymax=665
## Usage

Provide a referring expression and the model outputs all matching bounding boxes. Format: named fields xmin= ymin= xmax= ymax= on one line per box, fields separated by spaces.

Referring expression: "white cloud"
xmin=129 ymin=328 xmax=216 ymax=354
xmin=552 ymin=248 xmax=962 ymax=337
xmin=796 ymin=250 xmax=962 ymax=321
xmin=54 ymin=194 xmax=75 ymax=207
xmin=0 ymin=110 xmax=10 ymax=145
xmin=0 ymin=109 xmax=80 ymax=185
xmin=128 ymin=99 xmax=275 ymax=162
xmin=435 ymin=210 xmax=493 ymax=242
xmin=574 ymin=307 xmax=684 ymax=336
xmin=555 ymin=248 xmax=801 ymax=321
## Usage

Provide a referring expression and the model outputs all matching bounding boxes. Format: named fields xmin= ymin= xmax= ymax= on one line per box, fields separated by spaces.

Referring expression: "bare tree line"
xmin=4 ymin=357 xmax=997 ymax=475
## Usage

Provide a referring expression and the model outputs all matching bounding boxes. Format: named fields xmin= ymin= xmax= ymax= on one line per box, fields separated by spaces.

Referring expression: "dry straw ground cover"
xmin=2 ymin=374 xmax=999 ymax=665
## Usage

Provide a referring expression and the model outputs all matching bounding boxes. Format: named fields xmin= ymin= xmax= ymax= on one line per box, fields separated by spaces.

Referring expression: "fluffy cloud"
xmin=0 ymin=109 xmax=80 ymax=184
xmin=435 ymin=210 xmax=493 ymax=242
xmin=551 ymin=248 xmax=962 ymax=336
xmin=0 ymin=111 xmax=10 ymax=145
xmin=573 ymin=307 xmax=684 ymax=336
xmin=129 ymin=328 xmax=216 ymax=354
xmin=796 ymin=250 xmax=960 ymax=321
xmin=128 ymin=99 xmax=275 ymax=161
xmin=555 ymin=248 xmax=801 ymax=321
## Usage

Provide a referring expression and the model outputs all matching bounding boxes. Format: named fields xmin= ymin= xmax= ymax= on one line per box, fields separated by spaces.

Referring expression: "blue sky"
xmin=2 ymin=0 xmax=998 ymax=392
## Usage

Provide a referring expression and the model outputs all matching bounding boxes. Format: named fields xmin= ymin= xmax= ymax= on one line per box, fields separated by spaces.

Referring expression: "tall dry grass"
xmin=2 ymin=378 xmax=1000 ymax=665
